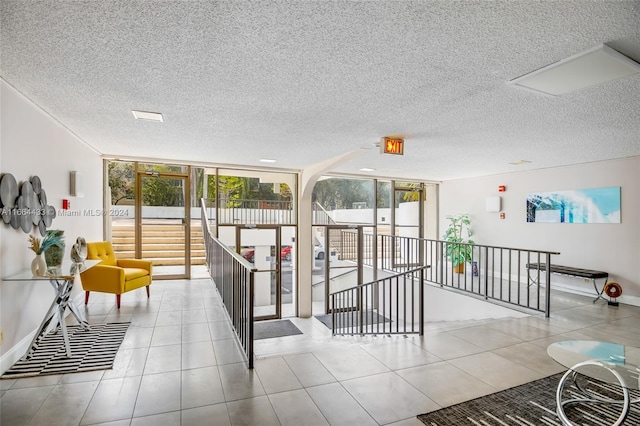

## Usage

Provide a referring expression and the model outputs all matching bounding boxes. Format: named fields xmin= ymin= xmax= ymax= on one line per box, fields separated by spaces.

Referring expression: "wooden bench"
xmin=526 ymin=263 xmax=609 ymax=303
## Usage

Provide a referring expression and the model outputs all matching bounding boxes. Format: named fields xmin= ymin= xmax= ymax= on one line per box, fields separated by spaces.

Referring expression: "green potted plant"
xmin=443 ymin=214 xmax=475 ymax=273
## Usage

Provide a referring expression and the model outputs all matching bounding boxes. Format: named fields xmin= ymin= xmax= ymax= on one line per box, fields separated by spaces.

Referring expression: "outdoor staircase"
xmin=111 ymin=221 xmax=206 ymax=266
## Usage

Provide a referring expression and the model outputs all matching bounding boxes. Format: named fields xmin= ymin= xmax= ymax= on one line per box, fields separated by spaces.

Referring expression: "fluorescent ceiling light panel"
xmin=132 ymin=110 xmax=164 ymax=122
xmin=509 ymin=44 xmax=640 ymax=96
xmin=260 ymin=158 xmax=276 ymax=163
xmin=509 ymin=160 xmax=532 ymax=166
xmin=360 ymin=168 xmax=376 ymax=172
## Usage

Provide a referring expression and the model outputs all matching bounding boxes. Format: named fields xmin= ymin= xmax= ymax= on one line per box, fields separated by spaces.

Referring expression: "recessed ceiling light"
xmin=260 ymin=158 xmax=276 ymax=163
xmin=132 ymin=110 xmax=164 ymax=122
xmin=509 ymin=44 xmax=640 ymax=96
xmin=509 ymin=160 xmax=532 ymax=166
xmin=360 ymin=168 xmax=376 ymax=172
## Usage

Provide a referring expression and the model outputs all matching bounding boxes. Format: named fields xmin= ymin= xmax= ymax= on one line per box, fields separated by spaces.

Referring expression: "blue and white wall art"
xmin=526 ymin=186 xmax=621 ymax=223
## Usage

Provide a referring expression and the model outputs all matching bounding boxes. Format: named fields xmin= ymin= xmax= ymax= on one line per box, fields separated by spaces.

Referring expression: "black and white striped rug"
xmin=418 ymin=372 xmax=640 ymax=425
xmin=1 ymin=322 xmax=130 ymax=379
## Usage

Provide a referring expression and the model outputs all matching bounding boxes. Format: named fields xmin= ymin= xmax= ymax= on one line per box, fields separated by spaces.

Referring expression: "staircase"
xmin=111 ymin=221 xmax=206 ymax=266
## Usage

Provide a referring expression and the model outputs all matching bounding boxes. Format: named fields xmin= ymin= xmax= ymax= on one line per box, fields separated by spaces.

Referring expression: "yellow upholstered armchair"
xmin=80 ymin=241 xmax=153 ymax=309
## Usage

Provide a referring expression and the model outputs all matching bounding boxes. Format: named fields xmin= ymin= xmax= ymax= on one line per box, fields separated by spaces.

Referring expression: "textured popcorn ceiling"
xmin=1 ymin=1 xmax=639 ymax=181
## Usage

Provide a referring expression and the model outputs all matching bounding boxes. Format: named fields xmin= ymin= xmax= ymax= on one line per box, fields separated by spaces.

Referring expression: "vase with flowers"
xmin=28 ymin=234 xmax=48 ymax=276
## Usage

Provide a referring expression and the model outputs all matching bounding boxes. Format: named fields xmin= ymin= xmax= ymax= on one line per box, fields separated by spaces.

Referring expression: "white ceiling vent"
xmin=132 ymin=110 xmax=164 ymax=122
xmin=509 ymin=44 xmax=640 ymax=96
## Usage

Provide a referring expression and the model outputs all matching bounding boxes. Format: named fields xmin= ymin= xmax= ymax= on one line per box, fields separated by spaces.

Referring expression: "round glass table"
xmin=548 ymin=340 xmax=640 ymax=426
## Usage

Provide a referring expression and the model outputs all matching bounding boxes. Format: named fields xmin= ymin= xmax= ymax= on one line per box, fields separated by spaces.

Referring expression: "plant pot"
xmin=45 ymin=243 xmax=65 ymax=274
xmin=453 ymin=263 xmax=465 ymax=274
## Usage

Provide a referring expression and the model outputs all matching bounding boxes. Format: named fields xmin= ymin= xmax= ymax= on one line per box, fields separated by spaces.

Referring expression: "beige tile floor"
xmin=2 ymin=278 xmax=640 ymax=425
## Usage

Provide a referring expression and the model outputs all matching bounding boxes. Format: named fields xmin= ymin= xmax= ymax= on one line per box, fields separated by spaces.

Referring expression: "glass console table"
xmin=548 ymin=340 xmax=640 ymax=426
xmin=3 ymin=260 xmax=101 ymax=359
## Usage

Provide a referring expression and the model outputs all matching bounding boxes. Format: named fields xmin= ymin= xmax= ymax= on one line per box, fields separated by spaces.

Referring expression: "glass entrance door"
xmin=137 ymin=172 xmax=190 ymax=279
xmin=237 ymin=226 xmax=281 ymax=320
xmin=323 ymin=225 xmax=364 ymax=314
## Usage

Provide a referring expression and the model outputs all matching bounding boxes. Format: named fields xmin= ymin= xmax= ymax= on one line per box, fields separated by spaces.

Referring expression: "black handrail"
xmin=423 ymin=238 xmax=557 ymax=317
xmin=337 ymin=231 xmax=558 ymax=317
xmin=201 ymin=200 xmax=257 ymax=368
xmin=330 ymin=266 xmax=428 ymax=336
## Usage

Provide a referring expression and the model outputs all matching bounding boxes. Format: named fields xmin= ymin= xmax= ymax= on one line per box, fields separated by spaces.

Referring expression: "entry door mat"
xmin=417 ymin=372 xmax=640 ymax=426
xmin=1 ymin=322 xmax=130 ymax=379
xmin=254 ymin=319 xmax=303 ymax=340
xmin=315 ymin=310 xmax=391 ymax=329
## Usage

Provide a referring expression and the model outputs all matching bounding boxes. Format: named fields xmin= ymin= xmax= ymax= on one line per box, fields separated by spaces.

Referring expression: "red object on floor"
xmin=604 ymin=282 xmax=622 ymax=298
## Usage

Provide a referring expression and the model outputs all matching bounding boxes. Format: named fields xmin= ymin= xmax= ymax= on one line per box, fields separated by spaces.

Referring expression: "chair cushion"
xmin=87 ymin=241 xmax=118 ymax=266
xmin=123 ymin=267 xmax=149 ymax=281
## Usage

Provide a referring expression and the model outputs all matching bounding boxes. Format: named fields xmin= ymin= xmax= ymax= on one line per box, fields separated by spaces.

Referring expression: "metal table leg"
xmin=21 ymin=292 xmax=62 ymax=360
xmin=21 ymin=275 xmax=90 ymax=360
xmin=556 ymin=360 xmax=631 ymax=426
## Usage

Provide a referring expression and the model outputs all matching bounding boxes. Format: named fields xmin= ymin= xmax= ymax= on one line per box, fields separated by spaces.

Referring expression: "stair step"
xmin=112 ymin=226 xmax=203 ymax=232
xmin=112 ymin=234 xmax=204 ymax=240
xmin=113 ymin=243 xmax=204 ymax=251
xmin=148 ymin=258 xmax=206 ymax=266
xmin=112 ymin=237 xmax=204 ymax=243
xmin=110 ymin=220 xmax=206 ymax=267
xmin=114 ymin=251 xmax=206 ymax=256
xmin=112 ymin=226 xmax=203 ymax=231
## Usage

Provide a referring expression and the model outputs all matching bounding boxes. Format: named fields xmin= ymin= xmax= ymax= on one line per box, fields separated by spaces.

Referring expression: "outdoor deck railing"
xmin=312 ymin=202 xmax=337 ymax=225
xmin=202 ymin=197 xmax=294 ymax=225
xmin=201 ymin=200 xmax=257 ymax=368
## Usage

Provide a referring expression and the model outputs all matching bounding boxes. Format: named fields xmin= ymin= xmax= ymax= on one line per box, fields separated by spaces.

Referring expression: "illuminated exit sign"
xmin=381 ymin=137 xmax=404 ymax=155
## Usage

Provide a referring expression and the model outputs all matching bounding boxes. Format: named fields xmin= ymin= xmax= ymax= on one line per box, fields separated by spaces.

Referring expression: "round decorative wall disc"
xmin=10 ymin=208 xmax=20 ymax=229
xmin=21 ymin=181 xmax=34 ymax=205
xmin=0 ymin=173 xmax=18 ymax=208
xmin=31 ymin=175 xmax=42 ymax=194
xmin=39 ymin=188 xmax=48 ymax=205
xmin=1 ymin=207 xmax=11 ymax=224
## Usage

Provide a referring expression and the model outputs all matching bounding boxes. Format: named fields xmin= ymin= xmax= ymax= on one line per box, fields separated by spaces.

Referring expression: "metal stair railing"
xmin=329 ymin=266 xmax=428 ymax=336
xmin=374 ymin=234 xmax=559 ymax=317
xmin=329 ymin=235 xmax=558 ymax=338
xmin=201 ymin=199 xmax=257 ymax=368
xmin=425 ymin=239 xmax=559 ymax=317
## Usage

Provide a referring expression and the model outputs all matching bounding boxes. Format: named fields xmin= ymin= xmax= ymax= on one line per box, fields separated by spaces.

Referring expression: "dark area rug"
xmin=315 ymin=310 xmax=391 ymax=329
xmin=254 ymin=319 xmax=302 ymax=340
xmin=418 ymin=372 xmax=640 ymax=425
xmin=1 ymin=322 xmax=130 ymax=379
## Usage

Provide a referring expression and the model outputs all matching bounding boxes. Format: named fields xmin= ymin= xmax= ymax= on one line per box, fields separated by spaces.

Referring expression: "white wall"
xmin=440 ymin=157 xmax=640 ymax=303
xmin=330 ymin=208 xmax=378 ymax=224
xmin=0 ymin=81 xmax=103 ymax=370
